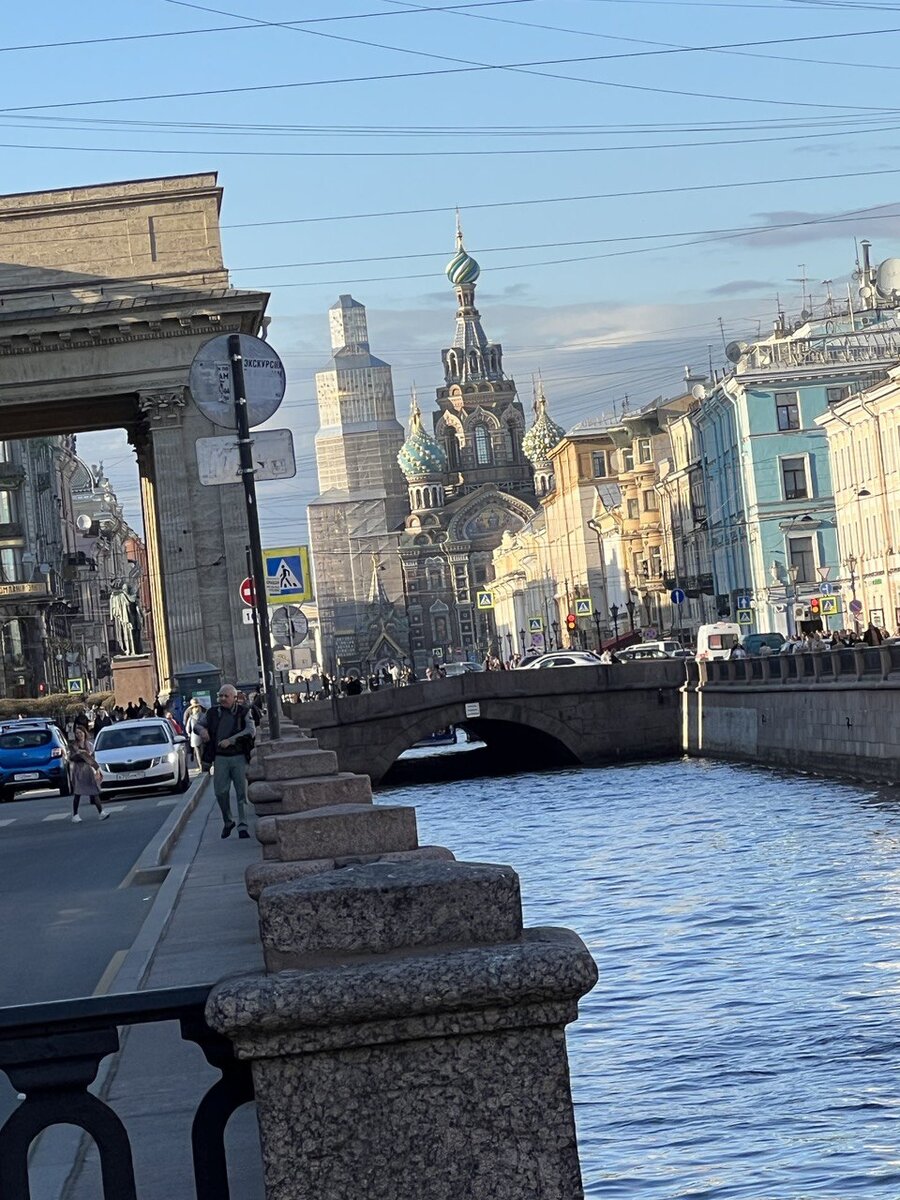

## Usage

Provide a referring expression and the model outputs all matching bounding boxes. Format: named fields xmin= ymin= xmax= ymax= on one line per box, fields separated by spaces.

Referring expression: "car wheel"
xmin=172 ymin=763 xmax=190 ymax=794
xmin=57 ymin=772 xmax=71 ymax=797
xmin=0 ymin=787 xmax=11 ymax=804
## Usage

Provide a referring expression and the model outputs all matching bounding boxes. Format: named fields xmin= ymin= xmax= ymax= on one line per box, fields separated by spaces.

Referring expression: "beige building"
xmin=818 ymin=368 xmax=900 ymax=633
xmin=490 ymin=514 xmax=554 ymax=656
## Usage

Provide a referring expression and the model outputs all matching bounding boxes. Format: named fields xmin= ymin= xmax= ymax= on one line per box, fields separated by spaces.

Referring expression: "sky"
xmin=5 ymin=0 xmax=900 ymax=545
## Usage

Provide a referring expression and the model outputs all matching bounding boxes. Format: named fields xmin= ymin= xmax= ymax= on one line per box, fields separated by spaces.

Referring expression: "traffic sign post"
xmin=736 ymin=594 xmax=752 ymax=610
xmin=239 ymin=577 xmax=256 ymax=607
xmin=263 ymin=547 xmax=312 ymax=604
xmin=574 ymin=598 xmax=593 ymax=617
xmin=670 ymin=588 xmax=686 ymax=605
xmin=736 ymin=609 xmax=753 ymax=625
xmin=528 ymin=616 xmax=544 ymax=633
xmin=820 ymin=595 xmax=839 ymax=616
xmin=67 ymin=678 xmax=85 ymax=695
xmin=228 ymin=335 xmax=280 ymax=737
xmin=476 ymin=591 xmax=494 ymax=611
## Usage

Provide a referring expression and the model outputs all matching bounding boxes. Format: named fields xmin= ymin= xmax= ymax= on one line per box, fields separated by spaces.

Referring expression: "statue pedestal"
xmin=111 ymin=654 xmax=158 ymax=707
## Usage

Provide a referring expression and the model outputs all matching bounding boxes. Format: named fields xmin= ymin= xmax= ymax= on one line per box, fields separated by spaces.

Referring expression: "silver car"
xmin=93 ymin=718 xmax=190 ymax=796
xmin=516 ymin=651 xmax=603 ymax=669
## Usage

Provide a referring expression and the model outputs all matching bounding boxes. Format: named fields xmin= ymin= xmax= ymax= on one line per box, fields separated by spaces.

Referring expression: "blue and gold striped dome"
xmin=398 ymin=397 xmax=448 ymax=480
xmin=445 ymin=211 xmax=481 ymax=286
xmin=522 ymin=382 xmax=565 ymax=465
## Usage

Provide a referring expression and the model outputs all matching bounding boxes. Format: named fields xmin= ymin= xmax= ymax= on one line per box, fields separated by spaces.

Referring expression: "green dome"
xmin=446 ymin=212 xmax=481 ymax=286
xmin=398 ymin=398 xmax=448 ymax=479
xmin=522 ymin=384 xmax=565 ymax=465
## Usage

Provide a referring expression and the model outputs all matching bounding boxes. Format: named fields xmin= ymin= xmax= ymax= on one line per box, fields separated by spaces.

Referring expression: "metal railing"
xmin=0 ymin=984 xmax=252 ymax=1200
xmin=696 ymin=644 xmax=900 ymax=686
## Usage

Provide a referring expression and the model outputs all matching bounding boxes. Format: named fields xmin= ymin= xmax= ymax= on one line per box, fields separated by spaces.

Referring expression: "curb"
xmin=29 ymin=775 xmax=218 ymax=1200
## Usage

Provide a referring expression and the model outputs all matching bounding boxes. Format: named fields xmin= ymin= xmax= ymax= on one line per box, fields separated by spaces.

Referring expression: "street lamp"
xmin=609 ymin=603 xmax=621 ymax=642
xmin=624 ymin=597 xmax=636 ymax=632
xmin=787 ymin=563 xmax=800 ymax=636
xmin=592 ymin=611 xmax=603 ymax=650
xmin=519 ymin=627 xmax=527 ymax=654
xmin=551 ymin=620 xmax=560 ymax=649
xmin=843 ymin=552 xmax=859 ymax=625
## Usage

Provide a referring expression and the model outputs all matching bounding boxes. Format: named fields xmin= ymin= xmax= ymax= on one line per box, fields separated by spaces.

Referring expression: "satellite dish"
xmin=725 ymin=341 xmax=749 ymax=363
xmin=876 ymin=257 xmax=900 ymax=300
xmin=76 ymin=514 xmax=92 ymax=532
xmin=800 ymin=309 xmax=812 ymax=321
xmin=691 ymin=384 xmax=707 ymax=400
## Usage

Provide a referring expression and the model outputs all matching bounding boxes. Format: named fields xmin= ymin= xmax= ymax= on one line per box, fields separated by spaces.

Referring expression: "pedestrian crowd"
xmin=730 ymin=623 xmax=897 ymax=659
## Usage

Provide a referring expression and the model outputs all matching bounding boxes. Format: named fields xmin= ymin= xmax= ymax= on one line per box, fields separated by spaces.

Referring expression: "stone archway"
xmin=0 ymin=174 xmax=270 ymax=689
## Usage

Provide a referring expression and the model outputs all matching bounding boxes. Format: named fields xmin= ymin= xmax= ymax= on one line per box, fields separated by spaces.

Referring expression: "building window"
xmin=827 ymin=385 xmax=850 ymax=405
xmin=474 ymin=425 xmax=492 ymax=466
xmin=637 ymin=438 xmax=652 ymax=464
xmin=789 ymin=535 xmax=815 ymax=583
xmin=627 ymin=498 xmax=640 ymax=520
xmin=591 ymin=451 xmax=607 ymax=478
xmin=445 ymin=433 xmax=460 ymax=471
xmin=642 ymin=489 xmax=659 ymax=512
xmin=649 ymin=546 xmax=662 ymax=577
xmin=0 ymin=548 xmax=19 ymax=582
xmin=781 ymin=457 xmax=808 ymax=501
xmin=621 ymin=448 xmax=634 ymax=472
xmin=0 ymin=490 xmax=13 ymax=524
xmin=775 ymin=392 xmax=800 ymax=431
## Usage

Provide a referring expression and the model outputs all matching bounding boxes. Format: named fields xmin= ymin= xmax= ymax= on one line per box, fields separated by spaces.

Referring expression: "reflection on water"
xmin=383 ymin=757 xmax=900 ymax=1199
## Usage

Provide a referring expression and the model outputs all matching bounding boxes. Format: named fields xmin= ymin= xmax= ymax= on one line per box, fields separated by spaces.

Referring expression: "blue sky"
xmin=5 ymin=0 xmax=900 ymax=543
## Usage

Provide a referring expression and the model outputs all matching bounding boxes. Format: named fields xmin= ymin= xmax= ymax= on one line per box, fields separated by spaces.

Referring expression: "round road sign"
xmin=240 ymin=577 xmax=256 ymax=607
xmin=269 ymin=605 xmax=309 ymax=649
xmin=849 ymin=599 xmax=863 ymax=615
xmin=670 ymin=588 xmax=686 ymax=605
xmin=189 ymin=333 xmax=286 ymax=429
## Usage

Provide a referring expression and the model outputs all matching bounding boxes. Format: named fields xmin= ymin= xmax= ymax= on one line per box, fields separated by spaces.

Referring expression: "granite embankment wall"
xmin=683 ymin=645 xmax=900 ymax=784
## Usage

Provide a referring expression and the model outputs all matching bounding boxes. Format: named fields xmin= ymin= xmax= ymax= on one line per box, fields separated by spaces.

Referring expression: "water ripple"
xmin=384 ymin=757 xmax=900 ymax=1198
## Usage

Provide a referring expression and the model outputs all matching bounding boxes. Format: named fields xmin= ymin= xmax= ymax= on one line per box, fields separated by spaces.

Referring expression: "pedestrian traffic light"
xmin=809 ymin=596 xmax=821 ymax=616
xmin=38 ymin=682 xmax=46 ymax=695
xmin=566 ymin=613 xmax=577 ymax=632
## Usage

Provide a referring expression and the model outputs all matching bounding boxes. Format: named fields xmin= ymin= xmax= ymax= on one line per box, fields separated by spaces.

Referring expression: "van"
xmin=695 ymin=622 xmax=741 ymax=661
xmin=740 ymin=632 xmax=785 ymax=656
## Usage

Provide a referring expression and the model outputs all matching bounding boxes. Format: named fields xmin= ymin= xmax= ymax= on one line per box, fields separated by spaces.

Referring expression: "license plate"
xmin=13 ymin=772 xmax=40 ymax=781
xmin=116 ymin=772 xmax=142 ymax=781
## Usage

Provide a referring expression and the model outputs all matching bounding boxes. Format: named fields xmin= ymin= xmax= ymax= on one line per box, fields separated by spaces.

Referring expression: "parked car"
xmin=442 ymin=662 xmax=485 ymax=677
xmin=517 ymin=651 xmax=603 ymax=669
xmin=93 ymin=718 xmax=190 ymax=795
xmin=625 ymin=640 xmax=685 ymax=658
xmin=0 ymin=720 xmax=70 ymax=802
xmin=740 ymin=632 xmax=785 ymax=655
xmin=615 ymin=646 xmax=672 ymax=662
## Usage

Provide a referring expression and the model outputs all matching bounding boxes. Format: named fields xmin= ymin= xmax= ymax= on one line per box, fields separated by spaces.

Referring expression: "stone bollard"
xmin=212 ymin=722 xmax=598 ymax=1198
xmin=207 ymin=859 xmax=598 ymax=1200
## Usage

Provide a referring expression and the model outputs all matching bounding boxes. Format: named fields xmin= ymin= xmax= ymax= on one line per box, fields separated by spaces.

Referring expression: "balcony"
xmin=0 ymin=461 xmax=25 ymax=488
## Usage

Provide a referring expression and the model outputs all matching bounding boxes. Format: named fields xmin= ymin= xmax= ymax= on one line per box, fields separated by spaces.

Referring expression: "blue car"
xmin=0 ymin=720 xmax=71 ymax=801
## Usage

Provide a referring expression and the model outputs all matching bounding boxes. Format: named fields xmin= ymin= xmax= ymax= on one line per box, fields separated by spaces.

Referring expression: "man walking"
xmin=196 ymin=684 xmax=256 ymax=839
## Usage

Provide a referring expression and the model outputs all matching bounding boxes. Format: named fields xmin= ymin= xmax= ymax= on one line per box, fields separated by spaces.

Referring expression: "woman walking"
xmin=69 ymin=726 xmax=109 ymax=823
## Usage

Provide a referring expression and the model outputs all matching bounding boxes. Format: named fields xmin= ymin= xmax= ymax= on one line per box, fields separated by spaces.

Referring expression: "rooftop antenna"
xmin=789 ymin=263 xmax=810 ymax=314
xmin=822 ymin=278 xmax=834 ymax=316
xmin=708 ymin=344 xmax=714 ymax=378
xmin=717 ymin=316 xmax=727 ymax=349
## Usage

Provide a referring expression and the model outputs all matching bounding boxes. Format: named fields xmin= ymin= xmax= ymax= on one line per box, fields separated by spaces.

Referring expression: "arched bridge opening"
xmin=377 ymin=715 xmax=580 ymax=787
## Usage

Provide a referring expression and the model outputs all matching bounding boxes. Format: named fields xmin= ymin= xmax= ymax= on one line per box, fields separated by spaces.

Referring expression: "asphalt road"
xmin=0 ymin=783 xmax=186 ymax=1007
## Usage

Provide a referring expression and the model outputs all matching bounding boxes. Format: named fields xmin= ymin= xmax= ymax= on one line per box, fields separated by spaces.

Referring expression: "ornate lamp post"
xmin=551 ymin=620 xmax=560 ymax=649
xmin=609 ymin=603 xmax=621 ymax=642
xmin=843 ymin=553 xmax=859 ymax=625
xmin=592 ymin=611 xmax=603 ymax=650
xmin=624 ymin=597 xmax=636 ymax=632
xmin=519 ymin=627 xmax=527 ymax=654
xmin=787 ymin=563 xmax=800 ymax=636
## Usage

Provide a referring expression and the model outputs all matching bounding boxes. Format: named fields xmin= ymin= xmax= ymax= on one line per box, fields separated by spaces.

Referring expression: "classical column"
xmin=136 ymin=388 xmax=205 ymax=687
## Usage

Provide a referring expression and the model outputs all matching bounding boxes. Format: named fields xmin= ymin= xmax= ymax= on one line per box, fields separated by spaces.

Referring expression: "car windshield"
xmin=708 ymin=633 xmax=739 ymax=649
xmin=0 ymin=730 xmax=52 ymax=749
xmin=95 ymin=725 xmax=170 ymax=750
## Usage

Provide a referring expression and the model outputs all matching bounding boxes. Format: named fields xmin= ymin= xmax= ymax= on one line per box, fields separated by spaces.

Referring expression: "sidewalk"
xmin=63 ymin=781 xmax=266 ymax=1200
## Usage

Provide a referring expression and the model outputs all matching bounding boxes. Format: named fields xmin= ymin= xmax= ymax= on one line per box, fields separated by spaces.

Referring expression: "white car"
xmin=93 ymin=718 xmax=190 ymax=796
xmin=516 ymin=651 xmax=603 ymax=669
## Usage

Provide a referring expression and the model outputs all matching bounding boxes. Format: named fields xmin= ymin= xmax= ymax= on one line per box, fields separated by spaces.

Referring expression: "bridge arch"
xmin=371 ymin=699 xmax=581 ymax=785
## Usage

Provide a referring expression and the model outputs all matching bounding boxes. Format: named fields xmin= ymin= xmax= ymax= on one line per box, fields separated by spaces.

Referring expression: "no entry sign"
xmin=240 ymin=576 xmax=256 ymax=607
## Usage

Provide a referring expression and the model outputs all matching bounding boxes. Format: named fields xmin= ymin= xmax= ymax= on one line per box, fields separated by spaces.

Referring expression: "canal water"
xmin=382 ymin=757 xmax=900 ymax=1199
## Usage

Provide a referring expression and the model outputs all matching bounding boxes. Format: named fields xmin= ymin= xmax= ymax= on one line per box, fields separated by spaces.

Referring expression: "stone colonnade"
xmin=207 ymin=723 xmax=598 ymax=1199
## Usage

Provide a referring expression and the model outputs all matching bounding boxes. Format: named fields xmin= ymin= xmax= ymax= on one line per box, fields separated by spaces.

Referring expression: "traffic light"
xmin=809 ymin=596 xmax=821 ymax=617
xmin=565 ymin=613 xmax=577 ymax=632
xmin=38 ymin=682 xmax=46 ymax=695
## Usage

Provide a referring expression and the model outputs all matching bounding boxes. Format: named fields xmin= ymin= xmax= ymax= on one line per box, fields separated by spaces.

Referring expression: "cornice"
xmin=0 ymin=313 xmax=247 ymax=357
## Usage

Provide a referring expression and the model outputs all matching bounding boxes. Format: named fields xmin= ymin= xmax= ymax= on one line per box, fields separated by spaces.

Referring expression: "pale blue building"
xmin=694 ymin=248 xmax=900 ymax=635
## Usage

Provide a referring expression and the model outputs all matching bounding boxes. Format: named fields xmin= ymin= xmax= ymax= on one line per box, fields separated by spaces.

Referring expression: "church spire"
xmin=442 ymin=214 xmax=503 ymax=386
xmin=522 ymin=374 xmax=565 ymax=498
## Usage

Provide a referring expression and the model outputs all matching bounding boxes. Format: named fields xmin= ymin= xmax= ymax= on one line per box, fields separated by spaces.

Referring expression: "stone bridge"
xmin=287 ymin=661 xmax=686 ymax=783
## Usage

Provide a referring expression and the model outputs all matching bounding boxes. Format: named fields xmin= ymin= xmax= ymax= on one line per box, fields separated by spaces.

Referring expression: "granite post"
xmin=207 ymin=724 xmax=598 ymax=1199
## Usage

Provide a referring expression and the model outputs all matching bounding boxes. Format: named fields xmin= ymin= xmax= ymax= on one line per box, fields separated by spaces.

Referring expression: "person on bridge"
xmin=195 ymin=684 xmax=256 ymax=840
xmin=69 ymin=726 xmax=109 ymax=824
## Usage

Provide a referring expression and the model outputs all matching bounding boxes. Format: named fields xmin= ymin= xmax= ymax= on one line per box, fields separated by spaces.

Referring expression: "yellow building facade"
xmin=818 ymin=368 xmax=900 ymax=634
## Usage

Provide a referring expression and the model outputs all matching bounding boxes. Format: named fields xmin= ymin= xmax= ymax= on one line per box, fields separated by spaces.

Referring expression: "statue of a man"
xmin=109 ymin=584 xmax=138 ymax=657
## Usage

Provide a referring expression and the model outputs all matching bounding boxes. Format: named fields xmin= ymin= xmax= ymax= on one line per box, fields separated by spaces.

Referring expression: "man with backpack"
xmin=195 ymin=683 xmax=256 ymax=839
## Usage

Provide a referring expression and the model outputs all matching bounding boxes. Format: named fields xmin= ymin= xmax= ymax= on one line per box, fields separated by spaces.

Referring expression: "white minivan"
xmin=695 ymin=622 xmax=742 ymax=661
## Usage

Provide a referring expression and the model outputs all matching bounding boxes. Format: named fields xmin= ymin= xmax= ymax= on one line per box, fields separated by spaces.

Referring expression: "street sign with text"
xmin=189 ymin=333 xmax=286 ymax=429
xmin=195 ymin=428 xmax=296 ymax=486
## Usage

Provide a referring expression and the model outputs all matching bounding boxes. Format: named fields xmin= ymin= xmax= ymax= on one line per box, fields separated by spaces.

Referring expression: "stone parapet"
xmin=256 ymin=803 xmax=418 ymax=864
xmin=249 ymin=772 xmax=372 ymax=817
xmin=245 ymin=845 xmax=455 ymax=900
xmin=208 ymin=926 xmax=597 ymax=1200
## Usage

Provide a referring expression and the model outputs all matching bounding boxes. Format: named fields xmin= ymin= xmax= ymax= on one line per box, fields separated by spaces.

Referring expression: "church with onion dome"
xmin=307 ymin=219 xmax=565 ymax=672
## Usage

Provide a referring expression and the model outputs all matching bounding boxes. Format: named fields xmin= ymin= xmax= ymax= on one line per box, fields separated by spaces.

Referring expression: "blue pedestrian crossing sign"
xmin=67 ymin=678 xmax=85 ymax=695
xmin=575 ymin=598 xmax=593 ymax=617
xmin=476 ymin=591 xmax=494 ymax=610
xmin=263 ymin=545 xmax=312 ymax=604
xmin=736 ymin=609 xmax=753 ymax=625
xmin=528 ymin=616 xmax=544 ymax=632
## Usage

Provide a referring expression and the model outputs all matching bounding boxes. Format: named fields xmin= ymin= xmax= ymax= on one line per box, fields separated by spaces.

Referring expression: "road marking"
xmin=93 ymin=949 xmax=128 ymax=996
xmin=0 ymin=818 xmax=15 ymax=827
xmin=43 ymin=813 xmax=70 ymax=822
xmin=103 ymin=805 xmax=126 ymax=813
xmin=156 ymin=798 xmax=178 ymax=807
